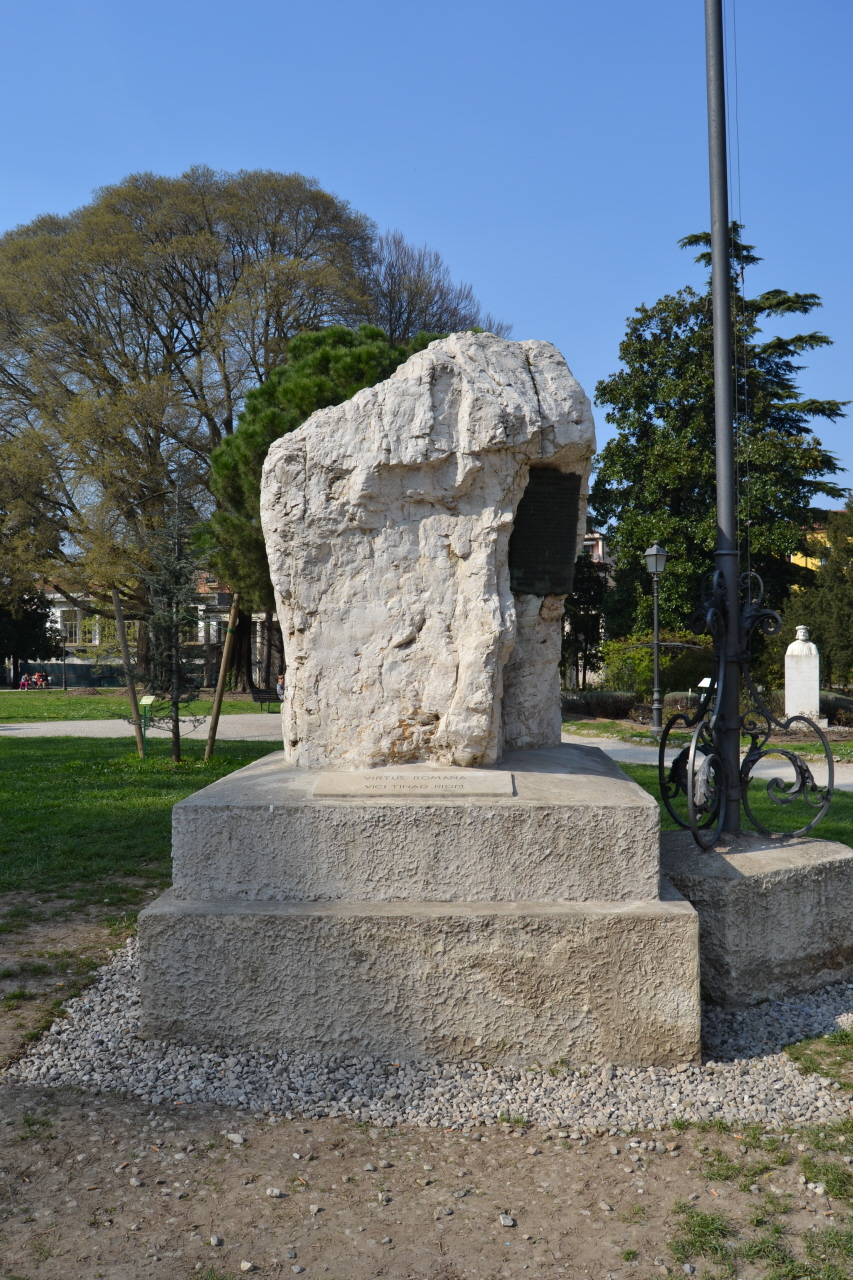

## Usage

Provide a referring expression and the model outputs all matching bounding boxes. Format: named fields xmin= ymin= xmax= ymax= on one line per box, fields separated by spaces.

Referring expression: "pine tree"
xmin=591 ymin=227 xmax=847 ymax=637
xmin=141 ymin=491 xmax=203 ymax=762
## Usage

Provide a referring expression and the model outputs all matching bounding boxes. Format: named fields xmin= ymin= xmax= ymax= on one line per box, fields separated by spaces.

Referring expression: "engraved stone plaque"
xmin=311 ymin=768 xmax=515 ymax=798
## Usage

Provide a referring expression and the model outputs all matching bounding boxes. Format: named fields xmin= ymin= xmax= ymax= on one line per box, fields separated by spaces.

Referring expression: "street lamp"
xmin=644 ymin=542 xmax=668 ymax=732
xmin=653 ymin=0 xmax=833 ymax=848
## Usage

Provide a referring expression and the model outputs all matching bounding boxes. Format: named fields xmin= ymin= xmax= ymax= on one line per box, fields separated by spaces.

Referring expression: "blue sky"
xmin=2 ymin=0 xmax=850 ymax=481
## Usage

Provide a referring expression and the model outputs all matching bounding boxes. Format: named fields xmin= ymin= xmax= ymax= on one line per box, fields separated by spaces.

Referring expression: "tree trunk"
xmin=136 ymin=620 xmax=149 ymax=684
xmin=205 ymin=594 xmax=240 ymax=763
xmin=262 ymin=610 xmax=273 ymax=689
xmin=230 ymin=609 xmax=255 ymax=693
xmin=171 ymin=608 xmax=181 ymax=763
xmin=271 ymin=614 xmax=284 ymax=682
xmin=11 ymin=653 xmax=19 ymax=686
xmin=112 ymin=588 xmax=144 ymax=758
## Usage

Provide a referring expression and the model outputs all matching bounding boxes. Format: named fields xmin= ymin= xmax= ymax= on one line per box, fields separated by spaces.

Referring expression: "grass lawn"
xmin=563 ymin=716 xmax=692 ymax=747
xmin=0 ymin=690 xmax=279 ymax=722
xmin=620 ymin=760 xmax=853 ymax=847
xmin=0 ymin=738 xmax=280 ymax=912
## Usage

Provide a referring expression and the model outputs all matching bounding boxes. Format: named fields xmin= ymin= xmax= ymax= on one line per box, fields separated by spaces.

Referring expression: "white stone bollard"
xmin=785 ymin=625 xmax=821 ymax=722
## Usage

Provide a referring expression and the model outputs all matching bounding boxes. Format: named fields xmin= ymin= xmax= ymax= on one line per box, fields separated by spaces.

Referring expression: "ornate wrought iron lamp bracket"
xmin=658 ymin=572 xmax=833 ymax=850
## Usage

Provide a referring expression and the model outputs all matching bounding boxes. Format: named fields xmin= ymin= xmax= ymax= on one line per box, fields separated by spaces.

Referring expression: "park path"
xmin=0 ymin=712 xmax=282 ymax=740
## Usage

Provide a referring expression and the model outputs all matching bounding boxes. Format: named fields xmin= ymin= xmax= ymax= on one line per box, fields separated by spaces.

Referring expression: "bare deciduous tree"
xmin=366 ymin=230 xmax=510 ymax=343
xmin=0 ymin=167 xmax=375 ymax=607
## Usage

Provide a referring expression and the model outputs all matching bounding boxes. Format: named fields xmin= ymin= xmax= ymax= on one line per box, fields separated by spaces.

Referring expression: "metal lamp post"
xmin=655 ymin=0 xmax=834 ymax=848
xmin=704 ymin=0 xmax=743 ymax=832
xmin=644 ymin=543 xmax=668 ymax=731
xmin=61 ymin=625 xmax=67 ymax=692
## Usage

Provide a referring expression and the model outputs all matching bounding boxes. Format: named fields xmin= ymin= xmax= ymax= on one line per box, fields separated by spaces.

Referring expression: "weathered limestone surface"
xmin=662 ymin=829 xmax=853 ymax=1005
xmin=138 ymin=884 xmax=700 ymax=1065
xmin=501 ymin=593 xmax=566 ymax=750
xmin=169 ymin=745 xmax=661 ymax=904
xmin=260 ymin=332 xmax=595 ymax=769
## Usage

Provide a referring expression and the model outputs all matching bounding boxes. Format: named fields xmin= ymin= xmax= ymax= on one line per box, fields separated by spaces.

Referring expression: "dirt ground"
xmin=0 ymin=892 xmax=147 ymax=1071
xmin=0 ymin=901 xmax=849 ymax=1280
xmin=0 ymin=1081 xmax=848 ymax=1280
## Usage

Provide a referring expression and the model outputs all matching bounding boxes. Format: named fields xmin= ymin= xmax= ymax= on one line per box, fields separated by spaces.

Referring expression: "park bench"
xmin=250 ymin=687 xmax=280 ymax=713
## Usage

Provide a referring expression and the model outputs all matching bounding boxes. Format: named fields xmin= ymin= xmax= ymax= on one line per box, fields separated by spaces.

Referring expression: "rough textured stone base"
xmin=170 ymin=745 xmax=660 ymax=903
xmin=662 ymin=830 xmax=853 ymax=1006
xmin=138 ymin=886 xmax=700 ymax=1065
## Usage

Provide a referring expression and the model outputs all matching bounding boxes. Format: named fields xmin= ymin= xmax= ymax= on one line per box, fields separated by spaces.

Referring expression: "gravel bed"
xmin=5 ymin=940 xmax=852 ymax=1132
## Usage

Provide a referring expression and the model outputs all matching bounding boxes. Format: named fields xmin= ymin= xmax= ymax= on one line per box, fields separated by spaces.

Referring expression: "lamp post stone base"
xmin=662 ymin=829 xmax=853 ymax=1006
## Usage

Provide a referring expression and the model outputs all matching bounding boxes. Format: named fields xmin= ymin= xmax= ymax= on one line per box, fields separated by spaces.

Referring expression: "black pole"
xmin=704 ymin=0 xmax=741 ymax=833
xmin=651 ymin=574 xmax=662 ymax=732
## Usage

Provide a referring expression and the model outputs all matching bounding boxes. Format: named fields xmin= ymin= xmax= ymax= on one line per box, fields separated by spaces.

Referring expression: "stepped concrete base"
xmin=169 ymin=746 xmax=660 ymax=903
xmin=662 ymin=830 xmax=853 ymax=1006
xmin=138 ymin=885 xmax=700 ymax=1065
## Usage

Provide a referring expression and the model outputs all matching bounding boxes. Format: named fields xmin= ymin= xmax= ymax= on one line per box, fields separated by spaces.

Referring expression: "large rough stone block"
xmin=260 ymin=332 xmax=595 ymax=768
xmin=170 ymin=745 xmax=661 ymax=903
xmin=138 ymin=885 xmax=700 ymax=1065
xmin=662 ymin=830 xmax=853 ymax=1005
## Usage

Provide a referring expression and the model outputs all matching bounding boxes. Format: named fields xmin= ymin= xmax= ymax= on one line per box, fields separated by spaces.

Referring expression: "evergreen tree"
xmin=591 ymin=227 xmax=847 ymax=637
xmin=0 ymin=593 xmax=60 ymax=686
xmin=141 ymin=492 xmax=203 ymax=762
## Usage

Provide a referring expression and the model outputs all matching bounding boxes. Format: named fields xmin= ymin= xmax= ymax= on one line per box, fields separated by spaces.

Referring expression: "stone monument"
xmin=139 ymin=333 xmax=702 ymax=1065
xmin=785 ymin=624 xmax=821 ymax=722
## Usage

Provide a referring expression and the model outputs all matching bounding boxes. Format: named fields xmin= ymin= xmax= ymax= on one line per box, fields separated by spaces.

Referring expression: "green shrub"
xmin=562 ymin=690 xmax=636 ymax=719
xmin=601 ymin=632 xmax=713 ymax=700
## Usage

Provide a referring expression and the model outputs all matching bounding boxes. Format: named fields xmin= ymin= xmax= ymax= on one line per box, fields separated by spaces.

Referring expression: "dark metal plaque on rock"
xmin=508 ymin=468 xmax=581 ymax=596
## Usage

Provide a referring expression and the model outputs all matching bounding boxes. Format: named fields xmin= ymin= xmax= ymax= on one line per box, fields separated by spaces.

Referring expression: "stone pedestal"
xmin=139 ymin=745 xmax=702 ymax=1065
xmin=662 ymin=829 xmax=853 ymax=1005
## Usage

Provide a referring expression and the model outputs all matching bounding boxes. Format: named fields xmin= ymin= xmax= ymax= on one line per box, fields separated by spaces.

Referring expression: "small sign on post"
xmin=139 ymin=695 xmax=156 ymax=758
